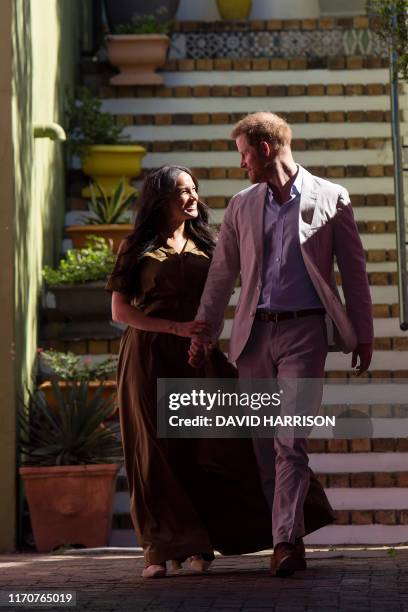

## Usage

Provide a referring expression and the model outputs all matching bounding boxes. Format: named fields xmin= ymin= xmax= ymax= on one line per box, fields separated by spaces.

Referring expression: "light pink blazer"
xmin=196 ymin=167 xmax=374 ymax=363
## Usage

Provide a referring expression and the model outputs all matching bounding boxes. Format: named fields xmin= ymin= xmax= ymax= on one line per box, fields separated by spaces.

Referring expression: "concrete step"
xmin=220 ymin=318 xmax=408 ymax=340
xmin=112 ymin=489 xmax=408 ymax=515
xmin=121 ymin=123 xmax=397 ymax=141
xmin=114 ymin=471 xmax=408 ymax=492
xmin=76 ymin=146 xmax=395 ymax=170
xmin=103 ymin=96 xmax=398 ymax=115
xmin=108 ymin=524 xmax=408 ymax=546
xmin=229 ymin=285 xmax=399 ymax=306
xmin=138 ymin=136 xmax=392 ymax=153
xmin=102 ymin=83 xmax=391 ymax=99
xmin=155 ymin=177 xmax=395 ymax=197
xmin=218 ymin=337 xmax=408 ymax=352
xmin=304 ymin=524 xmax=408 ymax=545
xmin=153 ymin=68 xmax=391 ymax=86
xmin=65 ymin=208 xmax=397 ymax=227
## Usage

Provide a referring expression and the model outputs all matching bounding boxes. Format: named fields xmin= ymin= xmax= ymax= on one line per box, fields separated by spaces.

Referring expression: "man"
xmin=189 ymin=112 xmax=374 ymax=576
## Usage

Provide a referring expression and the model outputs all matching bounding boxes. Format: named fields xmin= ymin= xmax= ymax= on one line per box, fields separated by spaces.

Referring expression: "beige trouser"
xmin=236 ymin=314 xmax=328 ymax=546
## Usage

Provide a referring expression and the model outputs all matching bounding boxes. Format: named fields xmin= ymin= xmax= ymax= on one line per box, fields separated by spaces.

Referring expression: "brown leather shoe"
xmin=271 ymin=542 xmax=307 ymax=577
xmin=295 ymin=537 xmax=306 ymax=567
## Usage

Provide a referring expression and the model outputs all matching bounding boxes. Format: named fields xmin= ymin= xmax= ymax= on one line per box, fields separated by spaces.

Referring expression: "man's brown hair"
xmin=231 ymin=112 xmax=292 ymax=150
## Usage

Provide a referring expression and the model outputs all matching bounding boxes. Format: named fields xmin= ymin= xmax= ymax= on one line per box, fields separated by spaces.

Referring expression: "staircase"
xmin=44 ymin=16 xmax=408 ymax=547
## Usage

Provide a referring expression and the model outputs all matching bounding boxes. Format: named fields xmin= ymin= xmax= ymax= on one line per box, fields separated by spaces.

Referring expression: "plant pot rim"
xmin=84 ymin=145 xmax=146 ymax=154
xmin=66 ymin=224 xmax=134 ymax=232
xmin=39 ymin=380 xmax=117 ymax=389
xmin=106 ymin=33 xmax=170 ymax=41
xmin=46 ymin=280 xmax=108 ymax=290
xmin=19 ymin=464 xmax=120 ymax=476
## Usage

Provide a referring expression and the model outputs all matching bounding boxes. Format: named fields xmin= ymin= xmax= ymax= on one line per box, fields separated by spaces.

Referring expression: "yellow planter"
xmin=216 ymin=0 xmax=252 ymax=20
xmin=81 ymin=144 xmax=146 ymax=197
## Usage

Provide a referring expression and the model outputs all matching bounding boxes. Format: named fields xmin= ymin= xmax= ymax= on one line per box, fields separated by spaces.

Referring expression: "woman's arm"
xmin=111 ymin=291 xmax=208 ymax=338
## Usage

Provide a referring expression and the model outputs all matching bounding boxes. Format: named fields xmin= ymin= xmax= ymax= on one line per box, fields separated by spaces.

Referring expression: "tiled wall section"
xmin=170 ymin=28 xmax=387 ymax=59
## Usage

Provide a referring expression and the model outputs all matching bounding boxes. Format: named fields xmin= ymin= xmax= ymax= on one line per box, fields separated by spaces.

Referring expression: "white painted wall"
xmin=320 ymin=0 xmax=366 ymax=15
xmin=176 ymin=0 xmax=320 ymax=21
xmin=251 ymin=0 xmax=319 ymax=19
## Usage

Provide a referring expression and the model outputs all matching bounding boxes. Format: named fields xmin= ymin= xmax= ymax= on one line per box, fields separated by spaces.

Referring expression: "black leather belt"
xmin=255 ymin=308 xmax=326 ymax=322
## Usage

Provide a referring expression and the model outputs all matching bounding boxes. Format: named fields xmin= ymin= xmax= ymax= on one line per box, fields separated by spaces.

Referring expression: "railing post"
xmin=389 ymin=11 xmax=408 ymax=330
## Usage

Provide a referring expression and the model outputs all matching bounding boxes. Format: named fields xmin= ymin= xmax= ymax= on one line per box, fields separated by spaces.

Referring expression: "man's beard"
xmin=248 ymin=169 xmax=265 ymax=184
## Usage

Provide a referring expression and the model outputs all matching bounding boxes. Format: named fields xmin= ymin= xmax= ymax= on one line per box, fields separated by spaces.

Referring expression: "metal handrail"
xmin=389 ymin=14 xmax=408 ymax=331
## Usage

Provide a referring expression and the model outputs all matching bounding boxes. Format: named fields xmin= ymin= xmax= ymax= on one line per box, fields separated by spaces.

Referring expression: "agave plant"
xmin=19 ymin=381 xmax=123 ymax=466
xmin=84 ymin=179 xmax=136 ymax=225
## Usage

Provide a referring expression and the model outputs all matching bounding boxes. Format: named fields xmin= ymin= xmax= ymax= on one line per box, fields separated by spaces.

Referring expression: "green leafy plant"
xmin=43 ymin=236 xmax=115 ymax=285
xmin=115 ymin=7 xmax=172 ymax=34
xmin=66 ymin=86 xmax=128 ymax=160
xmin=19 ymin=381 xmax=123 ymax=466
xmin=83 ymin=179 xmax=136 ymax=225
xmin=40 ymin=350 xmax=117 ymax=382
xmin=367 ymin=0 xmax=408 ymax=79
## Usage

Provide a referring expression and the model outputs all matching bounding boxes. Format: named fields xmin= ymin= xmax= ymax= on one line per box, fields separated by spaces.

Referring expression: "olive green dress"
xmin=106 ymin=239 xmax=335 ymax=566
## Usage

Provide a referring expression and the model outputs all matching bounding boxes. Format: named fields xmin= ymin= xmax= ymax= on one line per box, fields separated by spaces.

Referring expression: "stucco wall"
xmin=176 ymin=0 xmax=367 ymax=21
xmin=0 ymin=0 xmax=80 ymax=552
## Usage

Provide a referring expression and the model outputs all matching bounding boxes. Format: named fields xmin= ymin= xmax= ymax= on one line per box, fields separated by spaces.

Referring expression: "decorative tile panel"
xmin=169 ymin=29 xmax=387 ymax=60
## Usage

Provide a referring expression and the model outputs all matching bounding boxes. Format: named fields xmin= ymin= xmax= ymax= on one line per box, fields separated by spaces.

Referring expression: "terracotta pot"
xmin=66 ymin=224 xmax=133 ymax=253
xmin=106 ymin=34 xmax=170 ymax=86
xmin=81 ymin=145 xmax=146 ymax=197
xmin=39 ymin=381 xmax=118 ymax=420
xmin=19 ymin=464 xmax=119 ymax=552
xmin=216 ymin=0 xmax=252 ymax=20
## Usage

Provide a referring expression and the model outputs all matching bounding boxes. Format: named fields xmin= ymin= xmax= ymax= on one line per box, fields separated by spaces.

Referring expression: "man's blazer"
xmin=196 ymin=166 xmax=374 ymax=363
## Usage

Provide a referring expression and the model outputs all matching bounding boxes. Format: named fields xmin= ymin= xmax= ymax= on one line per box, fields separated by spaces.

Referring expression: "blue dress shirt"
xmin=257 ymin=166 xmax=323 ymax=312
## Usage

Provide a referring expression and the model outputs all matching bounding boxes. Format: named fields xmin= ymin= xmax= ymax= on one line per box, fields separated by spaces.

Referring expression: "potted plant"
xmin=39 ymin=350 xmax=118 ymax=416
xmin=66 ymin=87 xmax=146 ymax=196
xmin=103 ymin=0 xmax=180 ymax=32
xmin=42 ymin=236 xmax=115 ymax=320
xmin=19 ymin=381 xmax=122 ymax=552
xmin=105 ymin=9 xmax=172 ymax=86
xmin=216 ymin=0 xmax=252 ymax=20
xmin=66 ymin=179 xmax=135 ymax=253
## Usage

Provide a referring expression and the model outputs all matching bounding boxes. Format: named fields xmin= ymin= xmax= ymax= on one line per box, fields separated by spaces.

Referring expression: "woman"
xmin=106 ymin=166 xmax=333 ymax=578
xmin=106 ymin=165 xmax=275 ymax=578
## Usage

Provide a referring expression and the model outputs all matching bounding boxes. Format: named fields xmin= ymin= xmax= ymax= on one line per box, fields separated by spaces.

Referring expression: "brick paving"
xmin=1 ymin=549 xmax=408 ymax=612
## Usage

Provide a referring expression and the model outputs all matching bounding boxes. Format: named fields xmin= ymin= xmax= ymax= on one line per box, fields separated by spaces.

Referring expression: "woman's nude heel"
xmin=142 ymin=563 xmax=167 ymax=578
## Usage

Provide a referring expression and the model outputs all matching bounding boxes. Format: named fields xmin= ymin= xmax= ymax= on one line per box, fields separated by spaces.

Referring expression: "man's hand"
xmin=351 ymin=342 xmax=373 ymax=376
xmin=188 ymin=334 xmax=213 ymax=368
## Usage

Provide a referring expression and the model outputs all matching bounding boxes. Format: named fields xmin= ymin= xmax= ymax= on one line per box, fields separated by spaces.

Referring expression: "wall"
xmin=0 ymin=0 xmax=15 ymax=553
xmin=0 ymin=0 xmax=80 ymax=552
xmin=176 ymin=0 xmax=366 ymax=20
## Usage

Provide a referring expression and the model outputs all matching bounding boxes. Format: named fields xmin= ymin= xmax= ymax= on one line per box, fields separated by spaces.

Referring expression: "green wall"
xmin=0 ymin=0 xmax=81 ymax=551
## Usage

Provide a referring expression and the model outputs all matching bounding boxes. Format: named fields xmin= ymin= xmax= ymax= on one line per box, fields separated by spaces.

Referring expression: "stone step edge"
xmin=40 ymin=335 xmax=408 ymax=354
xmin=111 ymin=509 xmax=408 ymax=529
xmin=116 ymin=110 xmax=393 ymax=125
xmin=117 ymin=471 xmax=408 ymax=489
xmin=67 ymin=193 xmax=396 ymax=210
xmin=128 ymin=137 xmax=392 ymax=153
xmin=100 ymin=83 xmax=392 ymax=99
xmin=40 ymin=335 xmax=408 ymax=355
xmin=135 ymin=165 xmax=395 ymax=180
xmin=162 ymin=57 xmax=388 ymax=72
xmin=81 ymin=56 xmax=388 ymax=79
xmin=172 ymin=16 xmax=374 ymax=32
xmin=109 ymin=525 xmax=408 ymax=546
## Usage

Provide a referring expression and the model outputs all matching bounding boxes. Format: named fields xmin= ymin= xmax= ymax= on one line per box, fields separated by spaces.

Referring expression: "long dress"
xmin=106 ymin=239 xmax=335 ymax=566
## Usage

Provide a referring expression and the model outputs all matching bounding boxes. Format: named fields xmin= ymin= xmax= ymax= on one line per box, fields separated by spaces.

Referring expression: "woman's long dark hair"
xmin=110 ymin=165 xmax=216 ymax=288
